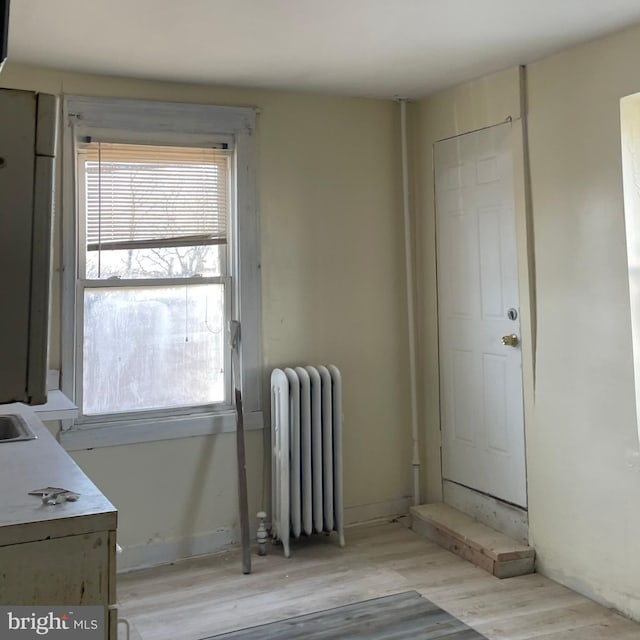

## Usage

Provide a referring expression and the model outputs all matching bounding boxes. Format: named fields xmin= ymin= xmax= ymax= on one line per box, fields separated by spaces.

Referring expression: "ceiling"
xmin=7 ymin=0 xmax=640 ymax=99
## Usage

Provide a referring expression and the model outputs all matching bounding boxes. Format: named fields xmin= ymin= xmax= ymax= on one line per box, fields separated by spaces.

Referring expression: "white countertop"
xmin=0 ymin=403 xmax=116 ymax=546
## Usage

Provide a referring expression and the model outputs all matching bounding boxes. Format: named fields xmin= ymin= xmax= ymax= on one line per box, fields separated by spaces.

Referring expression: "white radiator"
xmin=270 ymin=365 xmax=345 ymax=557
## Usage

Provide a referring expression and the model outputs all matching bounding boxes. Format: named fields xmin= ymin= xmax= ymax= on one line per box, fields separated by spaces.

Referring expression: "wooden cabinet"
xmin=0 ymin=530 xmax=118 ymax=639
xmin=0 ymin=532 xmax=109 ymax=604
xmin=0 ymin=405 xmax=118 ymax=639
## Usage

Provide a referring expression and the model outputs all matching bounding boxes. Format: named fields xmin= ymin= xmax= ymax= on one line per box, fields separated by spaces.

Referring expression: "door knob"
xmin=501 ymin=334 xmax=519 ymax=347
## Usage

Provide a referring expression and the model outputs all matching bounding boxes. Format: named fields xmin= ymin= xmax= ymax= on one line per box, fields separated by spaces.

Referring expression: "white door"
xmin=435 ymin=123 xmax=527 ymax=508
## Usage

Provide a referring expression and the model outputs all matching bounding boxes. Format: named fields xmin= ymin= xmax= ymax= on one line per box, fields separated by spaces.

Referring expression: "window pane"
xmin=80 ymin=142 xmax=231 ymax=280
xmin=83 ymin=284 xmax=225 ymax=415
xmin=82 ymin=143 xmax=229 ymax=246
xmin=86 ymin=245 xmax=225 ymax=279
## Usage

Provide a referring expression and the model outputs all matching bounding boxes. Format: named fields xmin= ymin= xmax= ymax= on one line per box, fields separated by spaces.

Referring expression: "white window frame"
xmin=59 ymin=96 xmax=263 ymax=450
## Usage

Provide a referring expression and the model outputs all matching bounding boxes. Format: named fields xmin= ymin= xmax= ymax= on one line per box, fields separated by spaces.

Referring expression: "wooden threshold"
xmin=410 ymin=503 xmax=535 ymax=578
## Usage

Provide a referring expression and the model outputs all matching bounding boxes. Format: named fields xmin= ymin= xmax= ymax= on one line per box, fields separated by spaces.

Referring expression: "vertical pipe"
xmin=399 ymin=99 xmax=421 ymax=506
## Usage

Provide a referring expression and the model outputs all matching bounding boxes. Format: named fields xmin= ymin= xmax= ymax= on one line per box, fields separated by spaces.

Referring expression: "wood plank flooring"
xmin=117 ymin=520 xmax=640 ymax=640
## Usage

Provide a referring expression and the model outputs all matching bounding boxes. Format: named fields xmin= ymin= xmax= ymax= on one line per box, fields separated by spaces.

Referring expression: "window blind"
xmin=80 ymin=142 xmax=230 ymax=251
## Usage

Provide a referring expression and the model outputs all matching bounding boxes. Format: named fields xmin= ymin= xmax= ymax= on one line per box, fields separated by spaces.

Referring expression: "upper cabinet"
xmin=0 ymin=88 xmax=58 ymax=405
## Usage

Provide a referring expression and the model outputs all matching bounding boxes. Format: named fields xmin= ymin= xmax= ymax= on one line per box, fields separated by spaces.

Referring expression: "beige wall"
xmin=0 ymin=64 xmax=412 ymax=568
xmin=414 ymin=29 xmax=640 ymax=620
xmin=526 ymin=24 xmax=640 ymax=619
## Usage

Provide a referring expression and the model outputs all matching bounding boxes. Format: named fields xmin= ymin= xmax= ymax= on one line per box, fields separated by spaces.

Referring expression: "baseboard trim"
xmin=117 ymin=528 xmax=240 ymax=573
xmin=344 ymin=497 xmax=412 ymax=526
xmin=117 ymin=497 xmax=412 ymax=573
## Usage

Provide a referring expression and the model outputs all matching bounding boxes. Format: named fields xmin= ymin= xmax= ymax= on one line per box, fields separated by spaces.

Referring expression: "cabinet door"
xmin=0 ymin=531 xmax=109 ymax=605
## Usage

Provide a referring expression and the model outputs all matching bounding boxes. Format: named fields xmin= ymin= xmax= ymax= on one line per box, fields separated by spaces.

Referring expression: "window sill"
xmin=58 ymin=409 xmax=264 ymax=451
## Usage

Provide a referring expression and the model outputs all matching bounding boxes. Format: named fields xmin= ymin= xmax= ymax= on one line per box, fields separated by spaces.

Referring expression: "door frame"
xmin=433 ymin=113 xmax=535 ymax=535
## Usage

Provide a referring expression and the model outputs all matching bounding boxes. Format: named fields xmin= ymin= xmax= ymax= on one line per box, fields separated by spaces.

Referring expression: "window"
xmin=78 ymin=142 xmax=230 ymax=415
xmin=60 ymin=97 xmax=262 ymax=449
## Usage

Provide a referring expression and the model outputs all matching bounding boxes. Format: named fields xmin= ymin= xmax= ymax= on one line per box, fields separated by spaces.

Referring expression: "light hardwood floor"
xmin=117 ymin=520 xmax=640 ymax=640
